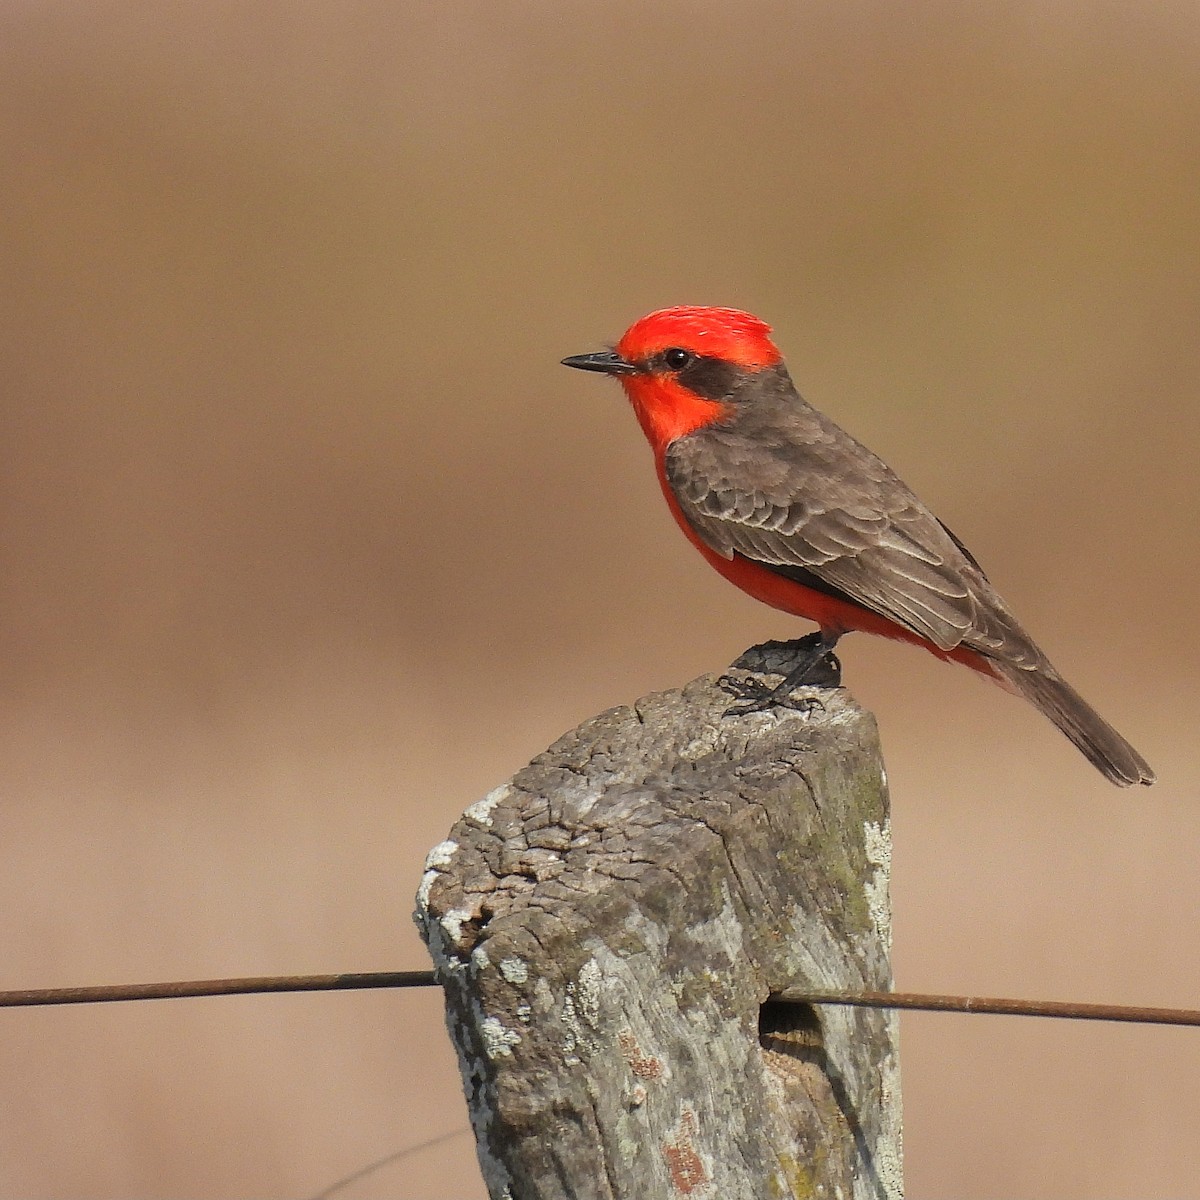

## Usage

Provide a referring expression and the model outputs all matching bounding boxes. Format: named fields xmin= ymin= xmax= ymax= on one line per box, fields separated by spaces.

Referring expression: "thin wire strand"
xmin=772 ymin=989 xmax=1200 ymax=1027
xmin=0 ymin=971 xmax=435 ymax=1008
xmin=1 ymin=972 xmax=1197 ymax=1027
xmin=307 ymin=1127 xmax=470 ymax=1200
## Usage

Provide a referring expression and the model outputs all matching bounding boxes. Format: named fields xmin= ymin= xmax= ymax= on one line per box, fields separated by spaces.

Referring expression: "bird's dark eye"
xmin=663 ymin=348 xmax=692 ymax=370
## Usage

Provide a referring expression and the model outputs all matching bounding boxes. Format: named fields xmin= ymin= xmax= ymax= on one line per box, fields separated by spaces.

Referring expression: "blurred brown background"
xmin=2 ymin=2 xmax=1198 ymax=1197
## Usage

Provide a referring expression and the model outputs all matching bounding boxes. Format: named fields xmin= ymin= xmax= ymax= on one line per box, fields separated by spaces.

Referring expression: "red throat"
xmin=619 ymin=375 xmax=728 ymax=452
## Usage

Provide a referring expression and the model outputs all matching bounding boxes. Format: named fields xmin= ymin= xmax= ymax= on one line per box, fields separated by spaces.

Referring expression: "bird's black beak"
xmin=561 ymin=350 xmax=638 ymax=376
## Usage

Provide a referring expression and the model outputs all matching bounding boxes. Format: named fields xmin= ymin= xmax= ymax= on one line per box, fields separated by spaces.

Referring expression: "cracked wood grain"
xmin=415 ymin=640 xmax=903 ymax=1200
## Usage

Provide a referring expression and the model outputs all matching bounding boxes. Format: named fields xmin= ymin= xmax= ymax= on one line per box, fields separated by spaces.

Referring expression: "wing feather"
xmin=664 ymin=412 xmax=1043 ymax=667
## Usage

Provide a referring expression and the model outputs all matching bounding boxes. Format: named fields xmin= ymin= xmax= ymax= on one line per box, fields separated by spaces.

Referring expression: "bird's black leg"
xmin=719 ymin=632 xmax=843 ymax=716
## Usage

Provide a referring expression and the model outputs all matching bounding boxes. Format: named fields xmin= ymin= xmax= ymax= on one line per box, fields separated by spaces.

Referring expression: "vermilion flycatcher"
xmin=563 ymin=305 xmax=1154 ymax=787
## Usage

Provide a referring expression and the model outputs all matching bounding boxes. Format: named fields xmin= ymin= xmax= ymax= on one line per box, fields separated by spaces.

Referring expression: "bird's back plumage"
xmin=663 ymin=363 xmax=1154 ymax=786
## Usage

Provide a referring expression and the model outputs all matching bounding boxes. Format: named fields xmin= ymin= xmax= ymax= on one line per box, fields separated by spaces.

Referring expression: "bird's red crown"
xmin=616 ymin=306 xmax=782 ymax=369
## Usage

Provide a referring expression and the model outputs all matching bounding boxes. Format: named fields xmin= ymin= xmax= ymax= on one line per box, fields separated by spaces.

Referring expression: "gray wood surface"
xmin=416 ymin=641 xmax=903 ymax=1200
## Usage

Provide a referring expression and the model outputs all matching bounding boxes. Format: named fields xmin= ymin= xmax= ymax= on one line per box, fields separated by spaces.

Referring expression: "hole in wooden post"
xmin=759 ymin=999 xmax=823 ymax=1057
xmin=759 ymin=998 xmax=886 ymax=1197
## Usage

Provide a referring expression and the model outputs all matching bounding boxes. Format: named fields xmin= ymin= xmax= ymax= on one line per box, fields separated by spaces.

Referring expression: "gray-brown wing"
xmin=664 ymin=422 xmax=1042 ymax=667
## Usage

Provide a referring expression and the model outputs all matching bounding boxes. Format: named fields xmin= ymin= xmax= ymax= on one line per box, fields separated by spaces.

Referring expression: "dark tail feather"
xmin=994 ymin=662 xmax=1156 ymax=787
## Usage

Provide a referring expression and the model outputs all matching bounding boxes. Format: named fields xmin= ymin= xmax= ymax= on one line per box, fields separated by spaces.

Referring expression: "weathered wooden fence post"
xmin=415 ymin=640 xmax=903 ymax=1200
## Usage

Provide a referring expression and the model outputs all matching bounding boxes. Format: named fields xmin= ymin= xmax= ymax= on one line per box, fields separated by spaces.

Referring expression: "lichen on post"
xmin=415 ymin=640 xmax=903 ymax=1200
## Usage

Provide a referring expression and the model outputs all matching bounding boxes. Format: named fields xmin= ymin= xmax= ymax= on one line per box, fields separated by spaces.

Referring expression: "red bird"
xmin=563 ymin=305 xmax=1154 ymax=787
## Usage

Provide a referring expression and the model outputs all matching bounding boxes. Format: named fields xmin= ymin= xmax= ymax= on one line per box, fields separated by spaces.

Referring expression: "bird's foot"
xmin=719 ymin=632 xmax=842 ymax=718
xmin=719 ymin=673 xmax=826 ymax=717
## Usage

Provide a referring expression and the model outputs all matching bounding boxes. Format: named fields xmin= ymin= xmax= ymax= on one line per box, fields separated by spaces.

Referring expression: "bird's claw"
xmin=718 ymin=673 xmax=825 ymax=718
